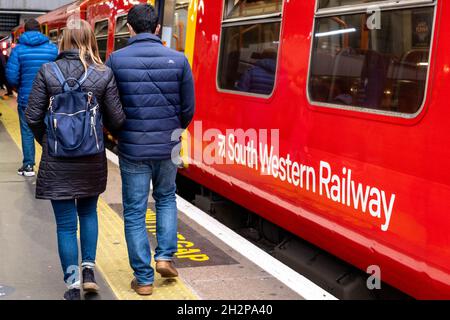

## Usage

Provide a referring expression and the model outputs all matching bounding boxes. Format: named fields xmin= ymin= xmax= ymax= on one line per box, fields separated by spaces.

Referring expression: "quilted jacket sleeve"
xmin=25 ymin=66 xmax=49 ymax=145
xmin=180 ymin=57 xmax=195 ymax=129
xmin=102 ymin=68 xmax=126 ymax=136
xmin=5 ymin=46 xmax=21 ymax=88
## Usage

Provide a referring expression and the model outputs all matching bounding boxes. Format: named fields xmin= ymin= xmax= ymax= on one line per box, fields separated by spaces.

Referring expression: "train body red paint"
xmin=14 ymin=0 xmax=450 ymax=298
xmin=186 ymin=0 xmax=450 ymax=299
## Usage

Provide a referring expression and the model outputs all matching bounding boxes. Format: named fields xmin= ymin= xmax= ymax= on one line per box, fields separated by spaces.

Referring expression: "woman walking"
xmin=26 ymin=19 xmax=125 ymax=300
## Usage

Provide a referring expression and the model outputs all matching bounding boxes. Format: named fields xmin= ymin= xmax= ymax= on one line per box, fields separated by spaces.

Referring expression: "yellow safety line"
xmin=0 ymin=100 xmax=197 ymax=300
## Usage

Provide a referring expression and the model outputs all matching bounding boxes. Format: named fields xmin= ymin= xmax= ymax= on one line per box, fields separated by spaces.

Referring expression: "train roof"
xmin=37 ymin=1 xmax=81 ymax=25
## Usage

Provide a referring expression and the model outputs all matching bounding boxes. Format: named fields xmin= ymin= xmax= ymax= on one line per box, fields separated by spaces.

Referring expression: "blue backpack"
xmin=45 ymin=62 xmax=104 ymax=158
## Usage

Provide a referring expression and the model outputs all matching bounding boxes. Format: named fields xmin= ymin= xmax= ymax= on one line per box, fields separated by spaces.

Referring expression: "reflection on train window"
xmin=94 ymin=20 xmax=109 ymax=61
xmin=308 ymin=7 xmax=434 ymax=114
xmin=224 ymin=0 xmax=283 ymax=19
xmin=170 ymin=1 xmax=188 ymax=52
xmin=218 ymin=22 xmax=280 ymax=95
xmin=318 ymin=0 xmax=388 ymax=9
xmin=49 ymin=30 xmax=58 ymax=44
xmin=218 ymin=0 xmax=282 ymax=96
xmin=114 ymin=16 xmax=129 ymax=51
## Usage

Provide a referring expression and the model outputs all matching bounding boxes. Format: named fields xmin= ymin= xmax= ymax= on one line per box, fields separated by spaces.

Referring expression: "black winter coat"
xmin=26 ymin=50 xmax=125 ymax=200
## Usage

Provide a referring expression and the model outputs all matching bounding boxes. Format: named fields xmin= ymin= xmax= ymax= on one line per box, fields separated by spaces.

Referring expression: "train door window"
xmin=160 ymin=0 xmax=189 ymax=52
xmin=308 ymin=0 xmax=436 ymax=115
xmin=94 ymin=20 xmax=109 ymax=61
xmin=217 ymin=0 xmax=283 ymax=96
xmin=49 ymin=30 xmax=58 ymax=44
xmin=114 ymin=15 xmax=129 ymax=51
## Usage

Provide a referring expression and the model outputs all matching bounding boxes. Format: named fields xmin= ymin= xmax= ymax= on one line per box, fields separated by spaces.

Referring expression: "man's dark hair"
xmin=127 ymin=4 xmax=159 ymax=34
xmin=24 ymin=19 xmax=40 ymax=32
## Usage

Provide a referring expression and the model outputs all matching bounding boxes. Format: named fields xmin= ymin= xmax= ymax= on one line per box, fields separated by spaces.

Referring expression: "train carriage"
xmin=185 ymin=0 xmax=450 ymax=299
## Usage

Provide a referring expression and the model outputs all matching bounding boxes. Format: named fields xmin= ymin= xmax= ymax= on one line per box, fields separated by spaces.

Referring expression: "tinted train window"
xmin=95 ymin=20 xmax=109 ymax=61
xmin=218 ymin=0 xmax=282 ymax=96
xmin=308 ymin=4 xmax=435 ymax=114
xmin=114 ymin=16 xmax=129 ymax=51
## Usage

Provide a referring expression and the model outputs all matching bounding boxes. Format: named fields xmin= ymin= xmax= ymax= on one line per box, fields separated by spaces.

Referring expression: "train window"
xmin=114 ymin=16 xmax=129 ymax=51
xmin=94 ymin=20 xmax=109 ymax=61
xmin=49 ymin=30 xmax=58 ymax=44
xmin=224 ymin=0 xmax=283 ymax=19
xmin=217 ymin=0 xmax=283 ymax=96
xmin=308 ymin=2 xmax=436 ymax=115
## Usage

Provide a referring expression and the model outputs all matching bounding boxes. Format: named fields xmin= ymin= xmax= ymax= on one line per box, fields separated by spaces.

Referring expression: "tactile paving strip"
xmin=96 ymin=199 xmax=197 ymax=300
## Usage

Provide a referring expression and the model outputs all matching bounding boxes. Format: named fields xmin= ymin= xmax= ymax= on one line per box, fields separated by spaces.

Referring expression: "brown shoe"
xmin=156 ymin=260 xmax=178 ymax=278
xmin=131 ymin=278 xmax=153 ymax=296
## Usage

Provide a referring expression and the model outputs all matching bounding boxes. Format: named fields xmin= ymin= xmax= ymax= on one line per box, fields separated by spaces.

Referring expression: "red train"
xmin=12 ymin=0 xmax=450 ymax=299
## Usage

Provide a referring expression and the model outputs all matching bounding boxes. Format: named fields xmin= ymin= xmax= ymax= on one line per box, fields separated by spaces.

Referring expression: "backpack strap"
xmin=78 ymin=65 xmax=96 ymax=86
xmin=51 ymin=63 xmax=96 ymax=92
xmin=50 ymin=62 xmax=70 ymax=92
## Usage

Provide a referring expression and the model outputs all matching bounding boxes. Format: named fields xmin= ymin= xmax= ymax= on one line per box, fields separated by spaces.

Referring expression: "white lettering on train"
xmin=218 ymin=133 xmax=396 ymax=232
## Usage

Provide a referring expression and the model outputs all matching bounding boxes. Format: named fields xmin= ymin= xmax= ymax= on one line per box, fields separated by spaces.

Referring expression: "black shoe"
xmin=82 ymin=267 xmax=99 ymax=293
xmin=17 ymin=165 xmax=35 ymax=177
xmin=63 ymin=288 xmax=81 ymax=300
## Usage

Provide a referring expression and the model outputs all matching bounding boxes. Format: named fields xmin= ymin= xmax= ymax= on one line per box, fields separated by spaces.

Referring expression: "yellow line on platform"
xmin=0 ymin=99 xmax=197 ymax=300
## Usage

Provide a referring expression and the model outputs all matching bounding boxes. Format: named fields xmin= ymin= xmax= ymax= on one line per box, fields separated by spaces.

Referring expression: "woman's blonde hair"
xmin=59 ymin=18 xmax=104 ymax=71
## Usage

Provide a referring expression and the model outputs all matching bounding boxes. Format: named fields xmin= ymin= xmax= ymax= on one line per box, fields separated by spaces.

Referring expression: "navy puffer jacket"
xmin=106 ymin=33 xmax=195 ymax=161
xmin=6 ymin=31 xmax=58 ymax=106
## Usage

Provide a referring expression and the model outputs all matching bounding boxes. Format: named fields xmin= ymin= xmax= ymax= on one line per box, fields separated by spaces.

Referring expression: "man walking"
xmin=106 ymin=4 xmax=195 ymax=296
xmin=6 ymin=19 xmax=58 ymax=176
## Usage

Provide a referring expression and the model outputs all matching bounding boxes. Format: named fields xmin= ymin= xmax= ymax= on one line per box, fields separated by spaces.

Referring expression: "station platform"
xmin=0 ymin=93 xmax=315 ymax=300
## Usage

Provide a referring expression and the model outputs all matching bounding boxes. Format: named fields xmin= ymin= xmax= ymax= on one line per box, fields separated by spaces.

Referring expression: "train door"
xmin=159 ymin=0 xmax=189 ymax=52
xmin=112 ymin=0 xmax=190 ymax=53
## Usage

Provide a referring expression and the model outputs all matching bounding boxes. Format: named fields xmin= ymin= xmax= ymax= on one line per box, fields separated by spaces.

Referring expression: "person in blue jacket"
xmin=6 ymin=19 xmax=58 ymax=177
xmin=106 ymin=4 xmax=195 ymax=296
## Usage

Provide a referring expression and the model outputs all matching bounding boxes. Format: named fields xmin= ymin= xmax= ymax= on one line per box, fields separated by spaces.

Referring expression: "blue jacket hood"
xmin=19 ymin=31 xmax=50 ymax=46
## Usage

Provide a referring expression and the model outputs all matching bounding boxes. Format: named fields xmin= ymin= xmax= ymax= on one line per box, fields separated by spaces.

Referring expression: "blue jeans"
xmin=18 ymin=105 xmax=35 ymax=167
xmin=120 ymin=156 xmax=178 ymax=285
xmin=50 ymin=196 xmax=99 ymax=288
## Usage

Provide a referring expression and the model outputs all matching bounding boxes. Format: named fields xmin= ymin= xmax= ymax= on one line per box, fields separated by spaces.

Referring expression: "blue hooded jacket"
xmin=106 ymin=33 xmax=195 ymax=161
xmin=6 ymin=31 xmax=58 ymax=107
